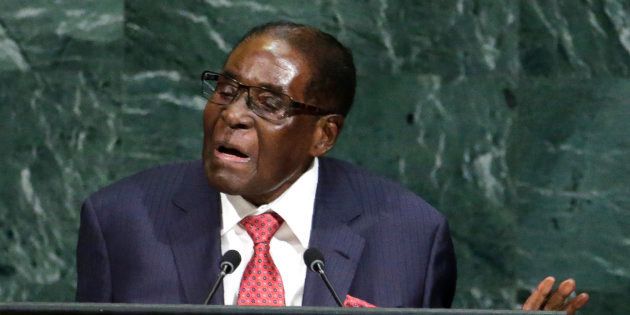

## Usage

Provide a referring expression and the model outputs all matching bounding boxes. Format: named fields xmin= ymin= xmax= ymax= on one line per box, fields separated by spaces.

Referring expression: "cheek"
xmin=203 ymin=104 xmax=224 ymax=144
xmin=203 ymin=103 xmax=218 ymax=130
xmin=258 ymin=122 xmax=314 ymax=169
xmin=202 ymin=104 xmax=223 ymax=160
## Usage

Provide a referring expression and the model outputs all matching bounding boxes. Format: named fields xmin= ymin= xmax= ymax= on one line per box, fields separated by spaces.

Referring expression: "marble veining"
xmin=1 ymin=1 xmax=628 ymax=314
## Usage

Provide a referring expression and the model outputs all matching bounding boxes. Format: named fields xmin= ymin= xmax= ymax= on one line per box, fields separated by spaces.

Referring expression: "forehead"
xmin=224 ymin=35 xmax=313 ymax=97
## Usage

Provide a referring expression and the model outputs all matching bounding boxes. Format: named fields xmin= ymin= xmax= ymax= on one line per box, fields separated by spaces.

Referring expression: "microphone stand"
xmin=204 ymin=265 xmax=229 ymax=305
xmin=313 ymin=263 xmax=343 ymax=307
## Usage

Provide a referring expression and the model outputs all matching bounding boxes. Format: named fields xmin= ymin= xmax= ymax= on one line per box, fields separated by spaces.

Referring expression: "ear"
xmin=310 ymin=115 xmax=344 ymax=157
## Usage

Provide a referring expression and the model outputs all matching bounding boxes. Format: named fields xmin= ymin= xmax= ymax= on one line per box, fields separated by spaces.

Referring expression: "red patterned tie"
xmin=237 ymin=212 xmax=285 ymax=306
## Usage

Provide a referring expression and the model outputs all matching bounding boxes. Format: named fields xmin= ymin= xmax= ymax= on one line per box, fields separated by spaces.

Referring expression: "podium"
xmin=0 ymin=303 xmax=564 ymax=315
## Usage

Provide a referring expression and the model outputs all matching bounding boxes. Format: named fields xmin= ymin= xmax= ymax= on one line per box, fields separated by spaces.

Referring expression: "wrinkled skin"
xmin=202 ymin=34 xmax=342 ymax=206
xmin=523 ymin=277 xmax=589 ymax=314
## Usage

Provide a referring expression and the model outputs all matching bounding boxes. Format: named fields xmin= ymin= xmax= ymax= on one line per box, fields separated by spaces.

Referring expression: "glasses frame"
xmin=201 ymin=70 xmax=336 ymax=121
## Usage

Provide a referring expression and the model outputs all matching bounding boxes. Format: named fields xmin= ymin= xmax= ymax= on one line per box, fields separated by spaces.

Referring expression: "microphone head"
xmin=303 ymin=248 xmax=325 ymax=272
xmin=220 ymin=250 xmax=241 ymax=274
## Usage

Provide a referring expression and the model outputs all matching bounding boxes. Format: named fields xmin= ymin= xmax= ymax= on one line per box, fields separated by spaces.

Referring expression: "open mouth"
xmin=215 ymin=145 xmax=250 ymax=162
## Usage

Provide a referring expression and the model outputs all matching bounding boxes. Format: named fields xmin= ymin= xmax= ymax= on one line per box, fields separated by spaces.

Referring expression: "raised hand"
xmin=522 ymin=276 xmax=589 ymax=315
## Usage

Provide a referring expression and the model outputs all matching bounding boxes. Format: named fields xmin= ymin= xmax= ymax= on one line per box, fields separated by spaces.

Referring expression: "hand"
xmin=522 ymin=276 xmax=589 ymax=315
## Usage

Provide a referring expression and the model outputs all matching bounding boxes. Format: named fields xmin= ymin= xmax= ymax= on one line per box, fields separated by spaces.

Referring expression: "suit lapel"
xmin=302 ymin=158 xmax=366 ymax=306
xmin=168 ymin=162 xmax=224 ymax=304
xmin=166 ymin=159 xmax=367 ymax=306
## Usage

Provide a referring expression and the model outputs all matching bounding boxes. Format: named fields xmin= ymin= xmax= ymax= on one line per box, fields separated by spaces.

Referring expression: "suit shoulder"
xmin=320 ymin=157 xmax=446 ymax=223
xmin=86 ymin=160 xmax=200 ymax=209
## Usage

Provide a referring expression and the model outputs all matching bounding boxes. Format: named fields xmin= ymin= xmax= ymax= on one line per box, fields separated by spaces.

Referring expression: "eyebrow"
xmin=222 ymin=70 xmax=288 ymax=95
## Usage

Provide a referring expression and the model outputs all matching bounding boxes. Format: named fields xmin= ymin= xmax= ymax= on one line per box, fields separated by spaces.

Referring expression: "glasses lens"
xmin=201 ymin=72 xmax=218 ymax=99
xmin=249 ymin=87 xmax=290 ymax=120
xmin=202 ymin=73 xmax=240 ymax=106
xmin=201 ymin=71 xmax=293 ymax=121
xmin=212 ymin=79 xmax=240 ymax=105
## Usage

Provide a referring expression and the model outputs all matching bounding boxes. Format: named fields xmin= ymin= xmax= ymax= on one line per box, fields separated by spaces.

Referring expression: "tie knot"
xmin=240 ymin=212 xmax=284 ymax=244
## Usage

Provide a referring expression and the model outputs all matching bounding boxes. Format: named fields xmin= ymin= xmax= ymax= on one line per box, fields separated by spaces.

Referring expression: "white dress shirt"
xmin=220 ymin=158 xmax=319 ymax=306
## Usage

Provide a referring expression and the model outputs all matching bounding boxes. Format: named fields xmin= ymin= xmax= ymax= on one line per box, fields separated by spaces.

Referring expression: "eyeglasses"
xmin=201 ymin=71 xmax=335 ymax=122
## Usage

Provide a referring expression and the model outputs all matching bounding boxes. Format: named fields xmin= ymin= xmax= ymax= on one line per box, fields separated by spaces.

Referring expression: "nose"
xmin=220 ymin=91 xmax=254 ymax=129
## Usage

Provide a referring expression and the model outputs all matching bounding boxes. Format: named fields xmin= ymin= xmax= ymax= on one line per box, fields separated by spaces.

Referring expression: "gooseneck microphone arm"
xmin=304 ymin=248 xmax=343 ymax=307
xmin=204 ymin=250 xmax=241 ymax=305
xmin=203 ymin=268 xmax=228 ymax=305
xmin=314 ymin=262 xmax=343 ymax=307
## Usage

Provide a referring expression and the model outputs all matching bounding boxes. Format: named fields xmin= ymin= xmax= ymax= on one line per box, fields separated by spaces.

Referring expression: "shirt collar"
xmin=220 ymin=157 xmax=319 ymax=248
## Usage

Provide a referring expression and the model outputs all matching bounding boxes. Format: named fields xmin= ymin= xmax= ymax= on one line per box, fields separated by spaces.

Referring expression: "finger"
xmin=544 ymin=278 xmax=576 ymax=310
xmin=565 ymin=293 xmax=589 ymax=315
xmin=522 ymin=276 xmax=555 ymax=310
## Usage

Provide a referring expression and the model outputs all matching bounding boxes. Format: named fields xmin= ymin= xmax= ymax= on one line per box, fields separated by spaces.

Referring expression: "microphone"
xmin=204 ymin=250 xmax=241 ymax=305
xmin=303 ymin=248 xmax=343 ymax=307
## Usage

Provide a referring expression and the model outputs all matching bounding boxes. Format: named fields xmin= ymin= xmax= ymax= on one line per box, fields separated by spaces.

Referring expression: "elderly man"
xmin=76 ymin=21 xmax=588 ymax=312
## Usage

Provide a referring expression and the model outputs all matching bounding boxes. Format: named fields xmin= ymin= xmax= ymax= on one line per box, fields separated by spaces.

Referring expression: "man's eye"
xmin=213 ymin=84 xmax=238 ymax=100
xmin=216 ymin=84 xmax=237 ymax=95
xmin=256 ymin=94 xmax=285 ymax=111
xmin=217 ymin=91 xmax=236 ymax=97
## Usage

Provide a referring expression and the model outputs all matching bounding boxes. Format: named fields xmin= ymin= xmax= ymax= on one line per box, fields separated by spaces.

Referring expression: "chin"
xmin=207 ymin=175 xmax=241 ymax=195
xmin=204 ymin=165 xmax=247 ymax=195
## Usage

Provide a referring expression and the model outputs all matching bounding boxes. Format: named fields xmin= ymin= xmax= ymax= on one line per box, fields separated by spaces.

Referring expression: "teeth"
xmin=218 ymin=146 xmax=248 ymax=158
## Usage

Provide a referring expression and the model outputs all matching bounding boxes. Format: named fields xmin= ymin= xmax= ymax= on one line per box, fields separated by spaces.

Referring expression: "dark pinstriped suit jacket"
xmin=76 ymin=157 xmax=456 ymax=308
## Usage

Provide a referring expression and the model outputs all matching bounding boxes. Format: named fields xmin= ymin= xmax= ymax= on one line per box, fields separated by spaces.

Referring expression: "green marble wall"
xmin=0 ymin=1 xmax=628 ymax=314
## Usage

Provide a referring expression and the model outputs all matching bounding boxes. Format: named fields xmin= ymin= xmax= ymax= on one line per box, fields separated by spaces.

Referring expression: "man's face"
xmin=202 ymin=35 xmax=323 ymax=205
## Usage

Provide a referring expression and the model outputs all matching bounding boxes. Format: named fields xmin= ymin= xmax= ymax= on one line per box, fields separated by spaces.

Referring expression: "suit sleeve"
xmin=75 ymin=197 xmax=113 ymax=302
xmin=422 ymin=218 xmax=457 ymax=308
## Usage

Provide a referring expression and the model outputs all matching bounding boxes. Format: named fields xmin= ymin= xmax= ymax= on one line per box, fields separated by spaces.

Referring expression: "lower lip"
xmin=214 ymin=149 xmax=251 ymax=163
